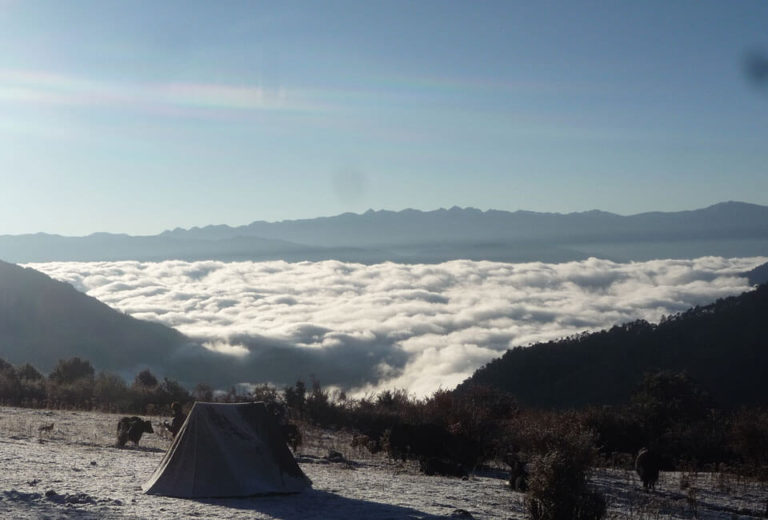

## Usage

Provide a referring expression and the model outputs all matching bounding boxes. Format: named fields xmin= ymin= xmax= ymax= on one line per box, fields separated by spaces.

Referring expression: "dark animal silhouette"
xmin=385 ymin=423 xmax=450 ymax=461
xmin=385 ymin=423 xmax=480 ymax=474
xmin=38 ymin=423 xmax=54 ymax=434
xmin=351 ymin=433 xmax=382 ymax=454
xmin=116 ymin=416 xmax=154 ymax=448
xmin=281 ymin=423 xmax=302 ymax=452
xmin=635 ymin=447 xmax=660 ymax=491
xmin=419 ymin=456 xmax=467 ymax=477
xmin=504 ymin=449 xmax=528 ymax=492
xmin=162 ymin=402 xmax=186 ymax=438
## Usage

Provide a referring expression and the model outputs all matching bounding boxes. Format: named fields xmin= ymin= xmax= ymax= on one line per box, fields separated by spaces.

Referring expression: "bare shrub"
xmin=729 ymin=408 xmax=768 ymax=480
xmin=523 ymin=421 xmax=605 ymax=520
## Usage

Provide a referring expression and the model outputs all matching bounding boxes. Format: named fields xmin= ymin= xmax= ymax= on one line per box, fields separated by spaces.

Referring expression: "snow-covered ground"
xmin=1 ymin=406 xmax=766 ymax=519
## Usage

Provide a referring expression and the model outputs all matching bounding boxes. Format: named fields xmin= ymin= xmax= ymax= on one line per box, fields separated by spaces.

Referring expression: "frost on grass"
xmin=1 ymin=406 xmax=767 ymax=519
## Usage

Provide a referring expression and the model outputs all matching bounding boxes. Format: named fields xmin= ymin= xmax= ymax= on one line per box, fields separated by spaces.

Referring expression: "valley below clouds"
xmin=28 ymin=256 xmax=766 ymax=396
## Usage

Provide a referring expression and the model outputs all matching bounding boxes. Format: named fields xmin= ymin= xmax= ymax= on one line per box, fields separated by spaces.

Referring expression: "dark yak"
xmin=419 ymin=456 xmax=468 ymax=478
xmin=116 ymin=416 xmax=154 ymax=448
xmin=385 ymin=423 xmax=451 ymax=462
xmin=351 ymin=433 xmax=382 ymax=454
xmin=635 ymin=447 xmax=660 ymax=491
xmin=385 ymin=423 xmax=481 ymax=475
xmin=281 ymin=423 xmax=302 ymax=452
xmin=504 ymin=449 xmax=528 ymax=492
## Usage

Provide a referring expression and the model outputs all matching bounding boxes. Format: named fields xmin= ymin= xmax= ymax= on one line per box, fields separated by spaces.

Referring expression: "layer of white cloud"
xmin=28 ymin=256 xmax=765 ymax=396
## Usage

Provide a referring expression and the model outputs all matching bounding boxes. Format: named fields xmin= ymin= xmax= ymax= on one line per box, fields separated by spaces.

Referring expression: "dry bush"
xmin=518 ymin=414 xmax=605 ymax=520
xmin=422 ymin=385 xmax=518 ymax=460
xmin=729 ymin=408 xmax=768 ymax=480
xmin=526 ymin=449 xmax=606 ymax=520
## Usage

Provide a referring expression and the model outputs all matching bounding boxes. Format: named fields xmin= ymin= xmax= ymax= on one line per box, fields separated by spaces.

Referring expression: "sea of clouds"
xmin=29 ymin=256 xmax=766 ymax=396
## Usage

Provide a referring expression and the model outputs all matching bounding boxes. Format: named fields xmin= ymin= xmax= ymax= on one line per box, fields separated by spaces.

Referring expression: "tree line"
xmin=0 ymin=356 xmax=191 ymax=414
xmin=1 ymin=354 xmax=767 ymax=483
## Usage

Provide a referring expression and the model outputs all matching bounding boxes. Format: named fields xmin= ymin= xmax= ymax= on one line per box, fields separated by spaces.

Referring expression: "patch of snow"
xmin=0 ymin=407 xmax=766 ymax=519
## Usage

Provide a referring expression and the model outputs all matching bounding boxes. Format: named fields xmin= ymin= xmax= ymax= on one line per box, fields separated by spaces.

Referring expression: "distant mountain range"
xmin=2 ymin=201 xmax=768 ymax=263
xmin=459 ymin=281 xmax=768 ymax=409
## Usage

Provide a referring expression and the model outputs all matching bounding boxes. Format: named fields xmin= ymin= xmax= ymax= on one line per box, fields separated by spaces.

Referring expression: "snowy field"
xmin=1 ymin=406 xmax=767 ymax=519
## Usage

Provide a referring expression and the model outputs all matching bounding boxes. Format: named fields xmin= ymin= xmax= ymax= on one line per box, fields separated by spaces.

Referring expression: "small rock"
xmin=325 ymin=450 xmax=345 ymax=463
xmin=65 ymin=493 xmax=96 ymax=504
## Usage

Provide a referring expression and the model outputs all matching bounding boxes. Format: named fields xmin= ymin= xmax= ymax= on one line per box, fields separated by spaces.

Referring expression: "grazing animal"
xmin=162 ymin=402 xmax=186 ymax=438
xmin=281 ymin=423 xmax=302 ymax=452
xmin=635 ymin=447 xmax=660 ymax=491
xmin=419 ymin=456 xmax=468 ymax=478
xmin=351 ymin=434 xmax=382 ymax=454
xmin=385 ymin=423 xmax=451 ymax=462
xmin=351 ymin=434 xmax=371 ymax=449
xmin=38 ymin=423 xmax=54 ymax=434
xmin=504 ymin=450 xmax=528 ymax=492
xmin=116 ymin=416 xmax=154 ymax=448
xmin=385 ymin=422 xmax=481 ymax=472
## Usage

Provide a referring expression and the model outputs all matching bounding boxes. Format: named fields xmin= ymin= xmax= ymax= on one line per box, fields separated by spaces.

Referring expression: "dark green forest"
xmin=460 ymin=282 xmax=768 ymax=409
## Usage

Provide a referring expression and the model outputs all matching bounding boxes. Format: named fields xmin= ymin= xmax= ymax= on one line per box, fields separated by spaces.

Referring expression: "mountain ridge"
xmin=1 ymin=201 xmax=767 ymax=264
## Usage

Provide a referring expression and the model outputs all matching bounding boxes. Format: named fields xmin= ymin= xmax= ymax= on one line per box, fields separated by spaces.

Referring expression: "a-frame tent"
xmin=143 ymin=401 xmax=311 ymax=498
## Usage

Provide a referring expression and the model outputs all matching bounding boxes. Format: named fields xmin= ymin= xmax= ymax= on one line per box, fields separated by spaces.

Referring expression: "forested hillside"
xmin=745 ymin=261 xmax=768 ymax=285
xmin=460 ymin=283 xmax=768 ymax=408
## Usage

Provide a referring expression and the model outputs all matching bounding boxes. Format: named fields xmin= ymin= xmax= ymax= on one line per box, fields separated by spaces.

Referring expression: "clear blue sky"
xmin=1 ymin=1 xmax=767 ymax=236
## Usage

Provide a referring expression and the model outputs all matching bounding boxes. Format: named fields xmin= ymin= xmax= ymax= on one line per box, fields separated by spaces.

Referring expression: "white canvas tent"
xmin=143 ymin=402 xmax=311 ymax=498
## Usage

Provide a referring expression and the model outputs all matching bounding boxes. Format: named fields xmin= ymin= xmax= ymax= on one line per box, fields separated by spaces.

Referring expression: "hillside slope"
xmin=460 ymin=283 xmax=768 ymax=408
xmin=0 ymin=260 xmax=190 ymax=374
xmin=745 ymin=261 xmax=768 ymax=285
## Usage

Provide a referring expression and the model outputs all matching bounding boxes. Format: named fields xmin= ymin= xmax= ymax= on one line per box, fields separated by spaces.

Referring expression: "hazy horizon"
xmin=1 ymin=2 xmax=767 ymax=236
xmin=1 ymin=199 xmax=765 ymax=238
